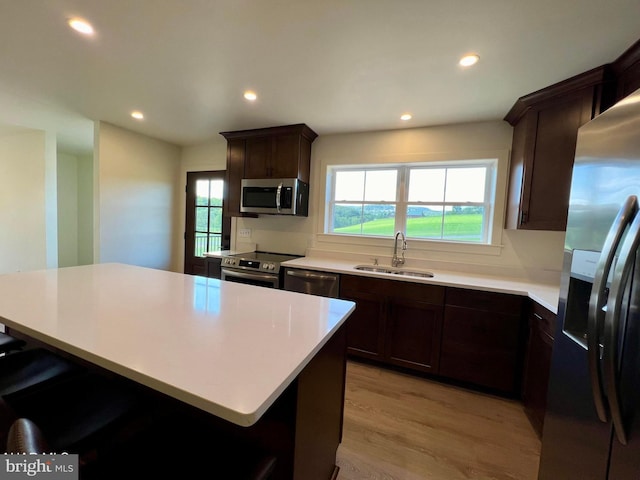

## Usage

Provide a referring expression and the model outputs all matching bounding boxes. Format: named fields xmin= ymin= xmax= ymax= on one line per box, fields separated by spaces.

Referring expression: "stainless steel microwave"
xmin=240 ymin=178 xmax=309 ymax=216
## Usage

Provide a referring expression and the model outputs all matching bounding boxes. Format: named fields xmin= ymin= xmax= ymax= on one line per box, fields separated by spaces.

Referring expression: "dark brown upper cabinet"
xmin=219 ymin=123 xmax=318 ymax=217
xmin=504 ymin=67 xmax=615 ymax=231
xmin=244 ymin=133 xmax=313 ymax=179
xmin=612 ymin=39 xmax=640 ymax=102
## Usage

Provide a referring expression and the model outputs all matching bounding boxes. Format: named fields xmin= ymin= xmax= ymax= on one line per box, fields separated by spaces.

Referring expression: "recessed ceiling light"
xmin=400 ymin=113 xmax=412 ymax=121
xmin=131 ymin=111 xmax=144 ymax=120
xmin=459 ymin=54 xmax=480 ymax=67
xmin=243 ymin=91 xmax=257 ymax=101
xmin=67 ymin=18 xmax=94 ymax=36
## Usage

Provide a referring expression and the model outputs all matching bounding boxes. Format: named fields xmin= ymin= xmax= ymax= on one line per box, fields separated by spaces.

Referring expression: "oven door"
xmin=220 ymin=268 xmax=280 ymax=289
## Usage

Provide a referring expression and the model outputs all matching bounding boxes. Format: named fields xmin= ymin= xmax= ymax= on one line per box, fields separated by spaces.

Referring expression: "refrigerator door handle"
xmin=603 ymin=209 xmax=640 ymax=445
xmin=588 ymin=195 xmax=638 ymax=422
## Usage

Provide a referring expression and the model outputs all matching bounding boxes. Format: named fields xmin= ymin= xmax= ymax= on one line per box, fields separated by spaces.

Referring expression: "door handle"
xmin=603 ymin=209 xmax=640 ymax=445
xmin=285 ymin=270 xmax=338 ymax=281
xmin=276 ymin=182 xmax=283 ymax=213
xmin=588 ymin=195 xmax=638 ymax=422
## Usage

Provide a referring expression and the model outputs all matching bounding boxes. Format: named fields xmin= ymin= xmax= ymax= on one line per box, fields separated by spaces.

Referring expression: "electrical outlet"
xmin=238 ymin=228 xmax=252 ymax=239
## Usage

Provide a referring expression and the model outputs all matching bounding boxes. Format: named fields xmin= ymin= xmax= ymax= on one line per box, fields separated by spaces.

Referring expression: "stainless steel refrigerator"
xmin=539 ymin=88 xmax=640 ymax=479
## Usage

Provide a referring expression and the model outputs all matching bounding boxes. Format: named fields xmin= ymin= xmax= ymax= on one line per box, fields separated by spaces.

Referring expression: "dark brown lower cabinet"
xmin=439 ymin=288 xmax=526 ymax=394
xmin=522 ymin=301 xmax=556 ymax=437
xmin=340 ymin=275 xmax=444 ymax=373
xmin=386 ymin=297 xmax=443 ymax=373
xmin=340 ymin=288 xmax=386 ymax=360
xmin=206 ymin=257 xmax=222 ymax=279
xmin=340 ymin=276 xmax=529 ymax=395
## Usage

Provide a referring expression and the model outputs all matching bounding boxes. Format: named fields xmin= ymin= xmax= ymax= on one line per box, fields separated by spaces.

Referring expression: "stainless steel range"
xmin=220 ymin=251 xmax=301 ymax=289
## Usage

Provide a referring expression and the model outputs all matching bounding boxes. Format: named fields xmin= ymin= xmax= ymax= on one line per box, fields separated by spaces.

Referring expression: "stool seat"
xmin=7 ymin=373 xmax=144 ymax=453
xmin=0 ymin=348 xmax=81 ymax=399
xmin=0 ymin=333 xmax=25 ymax=354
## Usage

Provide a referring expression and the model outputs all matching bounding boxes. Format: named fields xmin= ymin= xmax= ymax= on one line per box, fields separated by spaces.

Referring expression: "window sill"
xmin=315 ymin=233 xmax=503 ymax=256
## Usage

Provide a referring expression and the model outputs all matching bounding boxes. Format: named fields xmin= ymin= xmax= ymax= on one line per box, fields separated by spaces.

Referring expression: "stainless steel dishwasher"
xmin=283 ymin=268 xmax=340 ymax=298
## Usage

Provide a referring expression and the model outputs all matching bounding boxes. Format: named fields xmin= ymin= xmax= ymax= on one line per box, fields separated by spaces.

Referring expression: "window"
xmin=326 ymin=160 xmax=496 ymax=244
xmin=193 ymin=177 xmax=224 ymax=256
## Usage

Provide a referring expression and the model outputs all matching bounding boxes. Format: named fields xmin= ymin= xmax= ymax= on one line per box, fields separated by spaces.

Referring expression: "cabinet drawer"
xmin=445 ymin=287 xmax=524 ymax=315
xmin=341 ymin=274 xmax=444 ymax=305
xmin=530 ymin=301 xmax=556 ymax=339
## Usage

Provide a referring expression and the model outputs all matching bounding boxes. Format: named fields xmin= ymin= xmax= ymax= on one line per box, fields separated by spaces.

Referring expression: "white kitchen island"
xmin=0 ymin=263 xmax=355 ymax=480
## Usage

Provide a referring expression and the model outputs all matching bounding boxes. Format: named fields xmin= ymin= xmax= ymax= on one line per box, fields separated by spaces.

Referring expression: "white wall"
xmin=236 ymin=121 xmax=566 ymax=277
xmin=57 ymin=152 xmax=79 ymax=267
xmin=57 ymin=152 xmax=94 ymax=267
xmin=0 ymin=129 xmax=56 ymax=274
xmin=77 ymin=153 xmax=93 ymax=265
xmin=178 ymin=121 xmax=566 ymax=279
xmin=95 ymin=122 xmax=181 ymax=271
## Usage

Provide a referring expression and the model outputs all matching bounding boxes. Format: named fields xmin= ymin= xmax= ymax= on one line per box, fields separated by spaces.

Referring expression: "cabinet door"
xmin=510 ymin=87 xmax=595 ymax=230
xmin=271 ymin=134 xmax=301 ymax=178
xmin=617 ymin=61 xmax=640 ymax=100
xmin=440 ymin=305 xmax=523 ymax=393
xmin=614 ymin=39 xmax=640 ymax=101
xmin=244 ymin=134 xmax=304 ymax=179
xmin=522 ymin=318 xmax=554 ymax=437
xmin=243 ymin=136 xmax=272 ymax=178
xmin=223 ymin=139 xmax=245 ymax=216
xmin=522 ymin=302 xmax=556 ymax=437
xmin=385 ymin=298 xmax=442 ymax=373
xmin=341 ymin=289 xmax=386 ymax=360
xmin=206 ymin=258 xmax=222 ymax=279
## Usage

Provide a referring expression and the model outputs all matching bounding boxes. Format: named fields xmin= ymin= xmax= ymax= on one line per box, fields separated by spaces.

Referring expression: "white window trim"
xmin=315 ymin=150 xmax=509 ymax=257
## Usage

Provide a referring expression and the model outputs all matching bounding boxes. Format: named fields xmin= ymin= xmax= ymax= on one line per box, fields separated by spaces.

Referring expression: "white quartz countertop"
xmin=0 ymin=263 xmax=355 ymax=427
xmin=282 ymin=257 xmax=560 ymax=314
xmin=204 ymin=246 xmax=256 ymax=258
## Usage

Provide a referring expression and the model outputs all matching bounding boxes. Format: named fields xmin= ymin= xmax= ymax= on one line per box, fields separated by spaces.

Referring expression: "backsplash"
xmin=232 ymin=215 xmax=565 ymax=281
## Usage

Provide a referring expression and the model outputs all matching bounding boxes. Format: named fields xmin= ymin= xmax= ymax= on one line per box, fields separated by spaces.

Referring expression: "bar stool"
xmin=0 ymin=348 xmax=81 ymax=399
xmin=5 ymin=414 xmax=277 ymax=480
xmin=0 ymin=332 xmax=26 ymax=354
xmin=6 ymin=417 xmax=50 ymax=453
xmin=12 ymin=373 xmax=145 ymax=449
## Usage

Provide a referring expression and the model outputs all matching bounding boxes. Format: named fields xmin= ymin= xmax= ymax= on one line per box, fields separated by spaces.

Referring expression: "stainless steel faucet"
xmin=392 ymin=231 xmax=407 ymax=267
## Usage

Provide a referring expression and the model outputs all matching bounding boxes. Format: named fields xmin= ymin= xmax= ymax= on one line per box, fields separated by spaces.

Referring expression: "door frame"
xmin=184 ymin=170 xmax=230 ymax=275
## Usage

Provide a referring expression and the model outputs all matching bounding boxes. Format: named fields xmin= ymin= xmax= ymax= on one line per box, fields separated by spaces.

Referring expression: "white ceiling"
xmin=0 ymin=0 xmax=638 ymax=154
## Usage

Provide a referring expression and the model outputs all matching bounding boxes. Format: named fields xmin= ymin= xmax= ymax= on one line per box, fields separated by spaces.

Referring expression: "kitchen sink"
xmin=354 ymin=265 xmax=434 ymax=278
xmin=354 ymin=265 xmax=395 ymax=273
xmin=392 ymin=270 xmax=434 ymax=278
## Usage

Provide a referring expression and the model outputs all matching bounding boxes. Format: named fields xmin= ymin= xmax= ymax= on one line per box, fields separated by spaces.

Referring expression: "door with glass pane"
xmin=184 ymin=171 xmax=229 ymax=276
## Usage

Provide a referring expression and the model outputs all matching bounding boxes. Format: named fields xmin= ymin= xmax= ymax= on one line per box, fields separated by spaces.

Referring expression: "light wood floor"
xmin=336 ymin=361 xmax=541 ymax=480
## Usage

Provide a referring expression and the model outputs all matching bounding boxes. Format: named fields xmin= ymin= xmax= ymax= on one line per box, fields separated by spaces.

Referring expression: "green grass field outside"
xmin=333 ymin=214 xmax=483 ymax=241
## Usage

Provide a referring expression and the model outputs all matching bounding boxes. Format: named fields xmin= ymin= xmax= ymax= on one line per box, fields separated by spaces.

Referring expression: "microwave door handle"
xmin=276 ymin=182 xmax=283 ymax=213
xmin=588 ymin=194 xmax=638 ymax=422
xmin=604 ymin=211 xmax=640 ymax=445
